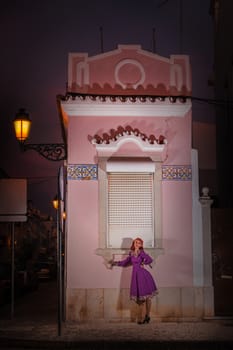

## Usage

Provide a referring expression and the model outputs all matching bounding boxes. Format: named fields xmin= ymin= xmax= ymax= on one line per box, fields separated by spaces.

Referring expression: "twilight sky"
xmin=0 ymin=0 xmax=214 ymax=217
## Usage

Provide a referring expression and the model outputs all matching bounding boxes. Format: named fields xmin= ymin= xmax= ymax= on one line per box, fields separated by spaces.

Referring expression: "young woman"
xmin=111 ymin=237 xmax=158 ymax=324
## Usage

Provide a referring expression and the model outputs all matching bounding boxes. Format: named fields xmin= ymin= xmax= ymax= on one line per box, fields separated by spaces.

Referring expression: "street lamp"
xmin=52 ymin=195 xmax=66 ymax=220
xmin=13 ymin=108 xmax=66 ymax=161
xmin=52 ymin=195 xmax=59 ymax=210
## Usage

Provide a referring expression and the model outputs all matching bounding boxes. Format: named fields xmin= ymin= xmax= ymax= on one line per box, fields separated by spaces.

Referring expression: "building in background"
xmin=210 ymin=0 xmax=233 ymax=207
xmin=208 ymin=0 xmax=233 ymax=316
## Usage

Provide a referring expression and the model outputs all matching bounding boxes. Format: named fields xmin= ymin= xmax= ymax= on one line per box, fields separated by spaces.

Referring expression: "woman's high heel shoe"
xmin=142 ymin=315 xmax=150 ymax=324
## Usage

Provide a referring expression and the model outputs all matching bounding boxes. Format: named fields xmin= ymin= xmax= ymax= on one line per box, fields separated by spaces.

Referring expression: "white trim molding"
xmin=114 ymin=59 xmax=146 ymax=89
xmin=61 ymin=97 xmax=191 ymax=118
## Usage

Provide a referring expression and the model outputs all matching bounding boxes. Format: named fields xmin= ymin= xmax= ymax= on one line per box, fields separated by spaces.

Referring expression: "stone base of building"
xmin=65 ymin=286 xmax=214 ymax=322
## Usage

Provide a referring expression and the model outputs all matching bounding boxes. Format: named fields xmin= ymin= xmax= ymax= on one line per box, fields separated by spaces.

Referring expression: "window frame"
xmin=96 ymin=156 xmax=164 ymax=264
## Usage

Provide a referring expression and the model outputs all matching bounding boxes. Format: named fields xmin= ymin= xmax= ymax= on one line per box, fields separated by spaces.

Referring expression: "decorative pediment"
xmin=68 ymin=45 xmax=192 ymax=96
xmin=91 ymin=126 xmax=167 ymax=157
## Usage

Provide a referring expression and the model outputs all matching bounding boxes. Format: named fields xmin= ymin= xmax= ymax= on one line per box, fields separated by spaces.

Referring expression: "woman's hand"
xmin=107 ymin=259 xmax=117 ymax=269
xmin=135 ymin=248 xmax=140 ymax=255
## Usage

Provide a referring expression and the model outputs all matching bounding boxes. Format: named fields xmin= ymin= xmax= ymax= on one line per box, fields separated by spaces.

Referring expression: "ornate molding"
xmin=91 ymin=127 xmax=167 ymax=155
xmin=61 ymin=94 xmax=191 ymax=118
xmin=114 ymin=59 xmax=146 ymax=89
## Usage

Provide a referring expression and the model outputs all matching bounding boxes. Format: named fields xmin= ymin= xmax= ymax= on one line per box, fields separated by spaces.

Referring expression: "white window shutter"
xmin=107 ymin=172 xmax=154 ymax=248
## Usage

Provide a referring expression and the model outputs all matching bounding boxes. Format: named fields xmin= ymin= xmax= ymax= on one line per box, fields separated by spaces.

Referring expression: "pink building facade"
xmin=59 ymin=45 xmax=214 ymax=321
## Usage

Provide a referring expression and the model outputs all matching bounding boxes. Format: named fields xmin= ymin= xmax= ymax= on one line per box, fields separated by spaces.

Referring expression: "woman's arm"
xmin=111 ymin=253 xmax=132 ymax=267
xmin=140 ymin=250 xmax=153 ymax=265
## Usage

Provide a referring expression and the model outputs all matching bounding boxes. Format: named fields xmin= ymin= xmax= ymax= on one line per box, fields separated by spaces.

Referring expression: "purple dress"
xmin=117 ymin=249 xmax=158 ymax=303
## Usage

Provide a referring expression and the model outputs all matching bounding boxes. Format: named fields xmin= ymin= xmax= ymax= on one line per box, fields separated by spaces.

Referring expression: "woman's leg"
xmin=141 ymin=298 xmax=151 ymax=323
xmin=145 ymin=297 xmax=151 ymax=316
xmin=137 ymin=302 xmax=144 ymax=323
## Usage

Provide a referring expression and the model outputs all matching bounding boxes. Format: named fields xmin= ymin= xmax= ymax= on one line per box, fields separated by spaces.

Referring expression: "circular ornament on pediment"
xmin=115 ymin=59 xmax=145 ymax=89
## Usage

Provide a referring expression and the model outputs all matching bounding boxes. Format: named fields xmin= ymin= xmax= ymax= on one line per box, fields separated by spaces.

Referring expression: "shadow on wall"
xmin=116 ymin=237 xmax=138 ymax=321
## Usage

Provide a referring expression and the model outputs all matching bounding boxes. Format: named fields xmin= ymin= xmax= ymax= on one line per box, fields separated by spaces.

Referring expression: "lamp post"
xmin=52 ymin=186 xmax=66 ymax=335
xmin=13 ymin=108 xmax=66 ymax=161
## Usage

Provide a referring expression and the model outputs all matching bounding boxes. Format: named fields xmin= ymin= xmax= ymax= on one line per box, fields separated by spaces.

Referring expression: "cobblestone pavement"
xmin=0 ymin=281 xmax=232 ymax=349
xmin=0 ymin=319 xmax=233 ymax=349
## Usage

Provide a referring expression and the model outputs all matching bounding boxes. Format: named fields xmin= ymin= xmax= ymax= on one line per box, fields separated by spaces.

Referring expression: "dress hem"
xmin=130 ymin=290 xmax=158 ymax=303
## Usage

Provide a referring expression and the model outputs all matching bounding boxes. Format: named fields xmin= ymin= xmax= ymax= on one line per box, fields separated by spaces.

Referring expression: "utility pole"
xmin=152 ymin=27 xmax=156 ymax=53
xmin=179 ymin=0 xmax=183 ymax=53
xmin=99 ymin=26 xmax=104 ymax=53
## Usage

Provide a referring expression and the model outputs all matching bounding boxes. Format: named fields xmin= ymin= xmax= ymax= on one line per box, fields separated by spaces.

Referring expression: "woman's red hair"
xmin=130 ymin=237 xmax=144 ymax=251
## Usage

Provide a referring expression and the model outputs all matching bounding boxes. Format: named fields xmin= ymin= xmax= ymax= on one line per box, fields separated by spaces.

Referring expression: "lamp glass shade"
xmin=52 ymin=196 xmax=59 ymax=210
xmin=13 ymin=109 xmax=31 ymax=142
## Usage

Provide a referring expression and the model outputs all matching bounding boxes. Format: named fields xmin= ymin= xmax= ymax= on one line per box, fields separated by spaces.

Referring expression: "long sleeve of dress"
xmin=140 ymin=250 xmax=153 ymax=265
xmin=116 ymin=254 xmax=132 ymax=267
